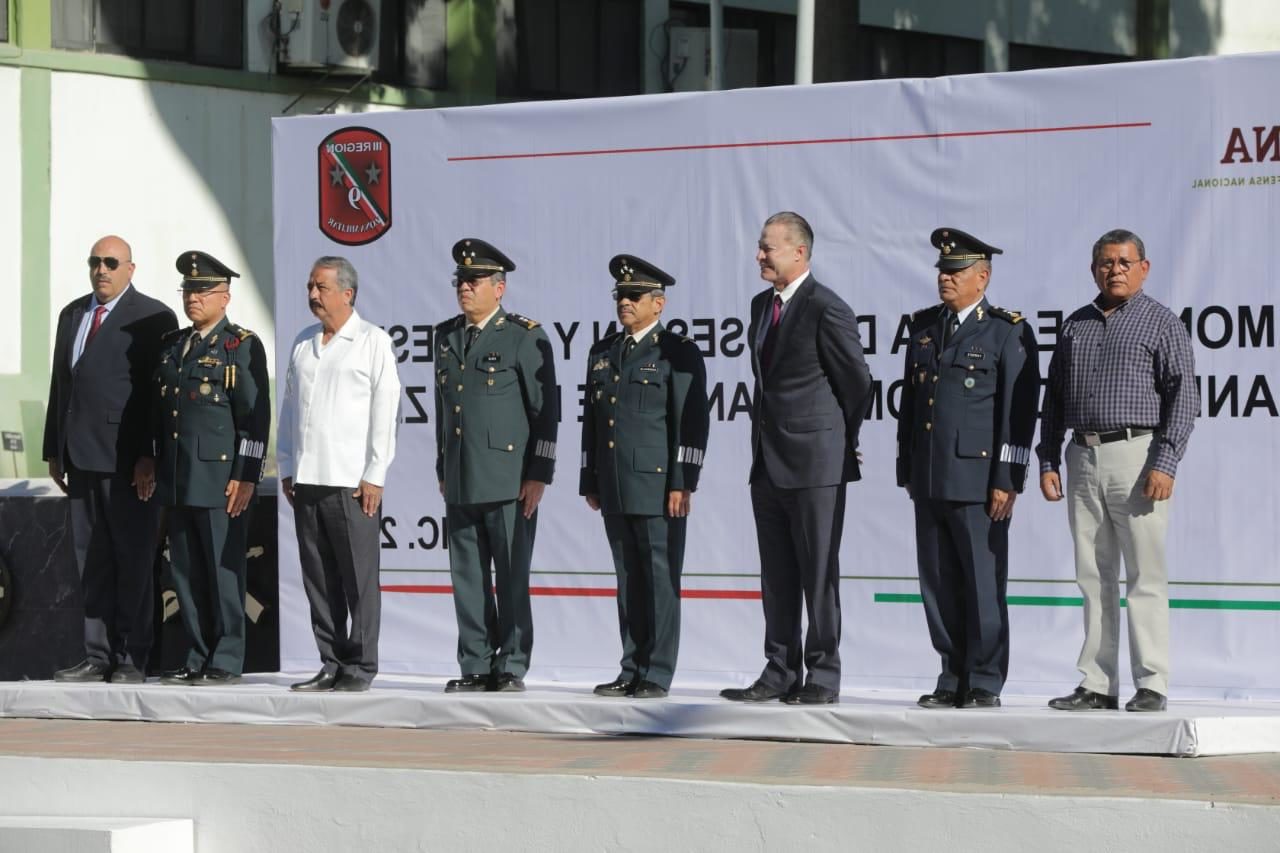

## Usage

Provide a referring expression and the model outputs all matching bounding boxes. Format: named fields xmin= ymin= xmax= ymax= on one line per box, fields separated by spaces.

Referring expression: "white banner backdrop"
xmin=272 ymin=52 xmax=1280 ymax=698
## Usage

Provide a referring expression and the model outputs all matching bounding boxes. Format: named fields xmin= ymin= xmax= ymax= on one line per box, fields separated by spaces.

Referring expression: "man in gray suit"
xmin=722 ymin=211 xmax=873 ymax=705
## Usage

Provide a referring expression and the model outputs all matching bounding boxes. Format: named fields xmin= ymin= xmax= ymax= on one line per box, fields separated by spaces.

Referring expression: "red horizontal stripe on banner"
xmin=381 ymin=584 xmax=761 ymax=600
xmin=448 ymin=122 xmax=1152 ymax=162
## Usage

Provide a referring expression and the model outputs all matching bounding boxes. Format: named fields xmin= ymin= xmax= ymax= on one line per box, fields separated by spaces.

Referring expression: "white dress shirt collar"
xmin=773 ymin=269 xmax=810 ymax=306
xmin=628 ymin=320 xmax=660 ymax=344
xmin=468 ymin=305 xmax=501 ymax=332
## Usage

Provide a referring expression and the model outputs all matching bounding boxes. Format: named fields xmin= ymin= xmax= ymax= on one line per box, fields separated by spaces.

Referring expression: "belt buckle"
xmin=1080 ymin=431 xmax=1101 ymax=448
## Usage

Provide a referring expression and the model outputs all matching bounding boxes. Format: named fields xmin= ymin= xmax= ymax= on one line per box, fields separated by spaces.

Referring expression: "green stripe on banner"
xmin=874 ymin=593 xmax=1280 ymax=611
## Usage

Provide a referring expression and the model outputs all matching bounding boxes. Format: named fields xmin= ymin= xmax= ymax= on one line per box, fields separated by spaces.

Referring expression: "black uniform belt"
xmin=1072 ymin=427 xmax=1154 ymax=447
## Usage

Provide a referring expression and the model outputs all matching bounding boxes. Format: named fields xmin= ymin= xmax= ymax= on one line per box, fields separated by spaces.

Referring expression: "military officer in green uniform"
xmin=580 ymin=255 xmax=709 ymax=699
xmin=897 ymin=229 xmax=1040 ymax=710
xmin=434 ymin=239 xmax=558 ymax=693
xmin=154 ymin=251 xmax=270 ymax=686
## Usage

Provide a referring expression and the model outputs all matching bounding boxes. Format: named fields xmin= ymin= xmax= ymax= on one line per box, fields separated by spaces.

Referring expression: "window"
xmin=377 ymin=0 xmax=447 ymax=90
xmin=850 ymin=26 xmax=983 ymax=80
xmin=500 ymin=0 xmax=642 ymax=99
xmin=1008 ymin=43 xmax=1130 ymax=72
xmin=1 ymin=4 xmax=8 ymax=42
xmin=52 ymin=0 xmax=245 ymax=70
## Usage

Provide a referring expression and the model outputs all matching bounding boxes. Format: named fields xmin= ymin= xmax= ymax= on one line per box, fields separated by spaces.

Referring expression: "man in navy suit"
xmin=721 ymin=211 xmax=873 ymax=705
xmin=43 ymin=235 xmax=178 ymax=682
xmin=897 ymin=228 xmax=1040 ymax=710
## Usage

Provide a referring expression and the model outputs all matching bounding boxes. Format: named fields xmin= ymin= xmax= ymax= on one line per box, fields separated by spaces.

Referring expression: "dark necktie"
xmin=84 ymin=305 xmax=107 ymax=349
xmin=622 ymin=336 xmax=636 ymax=362
xmin=942 ymin=311 xmax=958 ymax=348
xmin=182 ymin=330 xmax=202 ymax=361
xmin=761 ymin=294 xmax=783 ymax=372
xmin=465 ymin=325 xmax=480 ymax=354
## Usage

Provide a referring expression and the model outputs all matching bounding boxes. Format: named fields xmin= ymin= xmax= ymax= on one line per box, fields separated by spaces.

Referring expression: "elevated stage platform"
xmin=4 ymin=674 xmax=1280 ymax=757
xmin=4 ymin=678 xmax=1280 ymax=852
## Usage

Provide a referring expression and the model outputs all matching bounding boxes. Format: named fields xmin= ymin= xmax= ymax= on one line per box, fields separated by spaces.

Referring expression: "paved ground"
xmin=1 ymin=717 xmax=1278 ymax=805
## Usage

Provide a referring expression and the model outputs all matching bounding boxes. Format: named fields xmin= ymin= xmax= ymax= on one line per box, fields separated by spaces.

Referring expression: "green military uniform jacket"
xmin=154 ymin=316 xmax=271 ymax=507
xmin=579 ymin=324 xmax=710 ymax=516
xmin=434 ymin=307 xmax=558 ymax=505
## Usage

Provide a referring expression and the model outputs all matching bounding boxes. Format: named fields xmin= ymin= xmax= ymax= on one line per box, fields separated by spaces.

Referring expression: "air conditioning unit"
xmin=280 ymin=0 xmax=380 ymax=73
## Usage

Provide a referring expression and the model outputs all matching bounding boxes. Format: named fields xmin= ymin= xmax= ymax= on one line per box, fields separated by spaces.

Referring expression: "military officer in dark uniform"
xmin=153 ymin=251 xmax=270 ymax=686
xmin=580 ymin=255 xmax=710 ymax=700
xmin=897 ymin=228 xmax=1040 ymax=709
xmin=434 ymin=239 xmax=558 ymax=693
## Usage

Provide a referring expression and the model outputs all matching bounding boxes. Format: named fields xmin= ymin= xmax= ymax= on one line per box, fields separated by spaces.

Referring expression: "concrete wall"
xmin=0 ymin=66 xmax=20 ymax=381
xmin=3 ymin=755 xmax=1280 ymax=853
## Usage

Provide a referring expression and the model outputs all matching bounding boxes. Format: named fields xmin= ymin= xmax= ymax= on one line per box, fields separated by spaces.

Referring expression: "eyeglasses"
xmin=180 ymin=288 xmax=229 ymax=300
xmin=88 ymin=256 xmax=127 ymax=271
xmin=612 ymin=288 xmax=656 ymax=302
xmin=453 ymin=276 xmax=493 ymax=289
xmin=1096 ymin=258 xmax=1142 ymax=272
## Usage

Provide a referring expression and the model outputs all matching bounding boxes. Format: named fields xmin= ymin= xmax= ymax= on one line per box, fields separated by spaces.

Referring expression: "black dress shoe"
xmin=193 ymin=668 xmax=241 ymax=686
xmin=445 ymin=674 xmax=491 ymax=693
xmin=1048 ymin=687 xmax=1119 ymax=711
xmin=720 ymin=680 xmax=790 ymax=702
xmin=109 ymin=663 xmax=144 ymax=684
xmin=593 ymin=677 xmax=635 ymax=698
xmin=290 ymin=671 xmax=339 ymax=692
xmin=631 ymin=680 xmax=668 ymax=699
xmin=959 ymin=688 xmax=1001 ymax=709
xmin=784 ymin=683 xmax=839 ymax=705
xmin=917 ymin=689 xmax=960 ymax=709
xmin=332 ymin=674 xmax=371 ymax=692
xmin=490 ymin=673 xmax=526 ymax=692
xmin=53 ymin=659 xmax=111 ymax=683
xmin=160 ymin=666 xmax=200 ymax=686
xmin=1125 ymin=688 xmax=1167 ymax=712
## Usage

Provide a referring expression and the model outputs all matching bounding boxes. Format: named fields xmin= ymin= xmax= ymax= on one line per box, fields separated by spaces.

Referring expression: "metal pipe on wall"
xmin=709 ymin=0 xmax=724 ymax=89
xmin=795 ymin=0 xmax=814 ymax=84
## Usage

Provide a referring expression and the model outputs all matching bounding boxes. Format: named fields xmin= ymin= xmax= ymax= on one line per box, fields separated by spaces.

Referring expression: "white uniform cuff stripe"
xmin=999 ymin=444 xmax=1030 ymax=464
xmin=678 ymin=446 xmax=705 ymax=466
xmin=536 ymin=440 xmax=556 ymax=460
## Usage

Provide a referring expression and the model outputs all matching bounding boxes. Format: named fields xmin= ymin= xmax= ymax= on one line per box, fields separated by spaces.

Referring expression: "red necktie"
xmin=84 ymin=305 xmax=107 ymax=348
xmin=761 ymin=294 xmax=782 ymax=372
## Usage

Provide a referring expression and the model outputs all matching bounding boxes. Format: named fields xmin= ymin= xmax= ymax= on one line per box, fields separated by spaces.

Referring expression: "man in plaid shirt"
xmin=1037 ymin=229 xmax=1197 ymax=713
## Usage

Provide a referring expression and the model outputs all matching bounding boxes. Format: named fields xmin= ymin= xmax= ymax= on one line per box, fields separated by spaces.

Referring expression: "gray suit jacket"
xmin=747 ymin=275 xmax=873 ymax=488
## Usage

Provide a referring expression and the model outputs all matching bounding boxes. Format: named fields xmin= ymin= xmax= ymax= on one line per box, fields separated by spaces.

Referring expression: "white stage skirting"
xmin=3 ymin=675 xmax=1279 ymax=757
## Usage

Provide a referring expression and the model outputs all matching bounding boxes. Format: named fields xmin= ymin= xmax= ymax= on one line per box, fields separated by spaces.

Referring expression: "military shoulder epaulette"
xmin=436 ymin=315 xmax=465 ymax=332
xmin=909 ymin=304 xmax=944 ymax=328
xmin=660 ymin=329 xmax=695 ymax=345
xmin=590 ymin=332 xmax=623 ymax=353
xmin=503 ymin=312 xmax=540 ymax=330
xmin=161 ymin=327 xmax=187 ymax=342
xmin=231 ymin=325 xmax=255 ymax=341
xmin=989 ymin=306 xmax=1025 ymax=324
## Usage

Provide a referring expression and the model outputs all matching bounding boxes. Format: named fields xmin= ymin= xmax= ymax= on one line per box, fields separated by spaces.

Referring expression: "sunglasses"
xmin=88 ymin=256 xmax=127 ymax=271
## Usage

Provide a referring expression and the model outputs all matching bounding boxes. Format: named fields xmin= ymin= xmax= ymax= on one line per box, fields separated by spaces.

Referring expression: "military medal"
xmin=199 ymin=382 xmax=212 ymax=396
xmin=964 ymin=377 xmax=976 ymax=389
xmin=918 ymin=335 xmax=932 ymax=347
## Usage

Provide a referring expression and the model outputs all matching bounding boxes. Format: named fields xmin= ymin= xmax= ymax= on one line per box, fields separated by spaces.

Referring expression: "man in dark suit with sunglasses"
xmin=43 ymin=235 xmax=178 ymax=683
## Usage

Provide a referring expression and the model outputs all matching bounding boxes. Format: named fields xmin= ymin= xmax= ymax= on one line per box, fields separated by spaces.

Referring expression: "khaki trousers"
xmin=1066 ymin=432 xmax=1170 ymax=696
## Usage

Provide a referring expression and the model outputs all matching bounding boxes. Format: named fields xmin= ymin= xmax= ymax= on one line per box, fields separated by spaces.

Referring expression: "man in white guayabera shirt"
xmin=279 ymin=256 xmax=401 ymax=693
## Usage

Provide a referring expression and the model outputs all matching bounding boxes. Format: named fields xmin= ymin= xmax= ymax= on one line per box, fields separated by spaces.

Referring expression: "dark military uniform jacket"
xmin=578 ymin=323 xmax=710 ymax=517
xmin=434 ymin=307 xmax=558 ymax=505
xmin=896 ymin=298 xmax=1040 ymax=503
xmin=154 ymin=316 xmax=271 ymax=508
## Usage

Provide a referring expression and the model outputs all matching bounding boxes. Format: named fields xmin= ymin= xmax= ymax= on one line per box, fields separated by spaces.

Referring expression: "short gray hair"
xmin=764 ymin=211 xmax=814 ymax=258
xmin=313 ymin=256 xmax=359 ymax=304
xmin=1091 ymin=230 xmax=1146 ymax=265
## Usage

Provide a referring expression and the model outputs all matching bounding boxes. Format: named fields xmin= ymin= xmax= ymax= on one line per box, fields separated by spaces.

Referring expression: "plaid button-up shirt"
xmin=1037 ymin=289 xmax=1198 ymax=477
